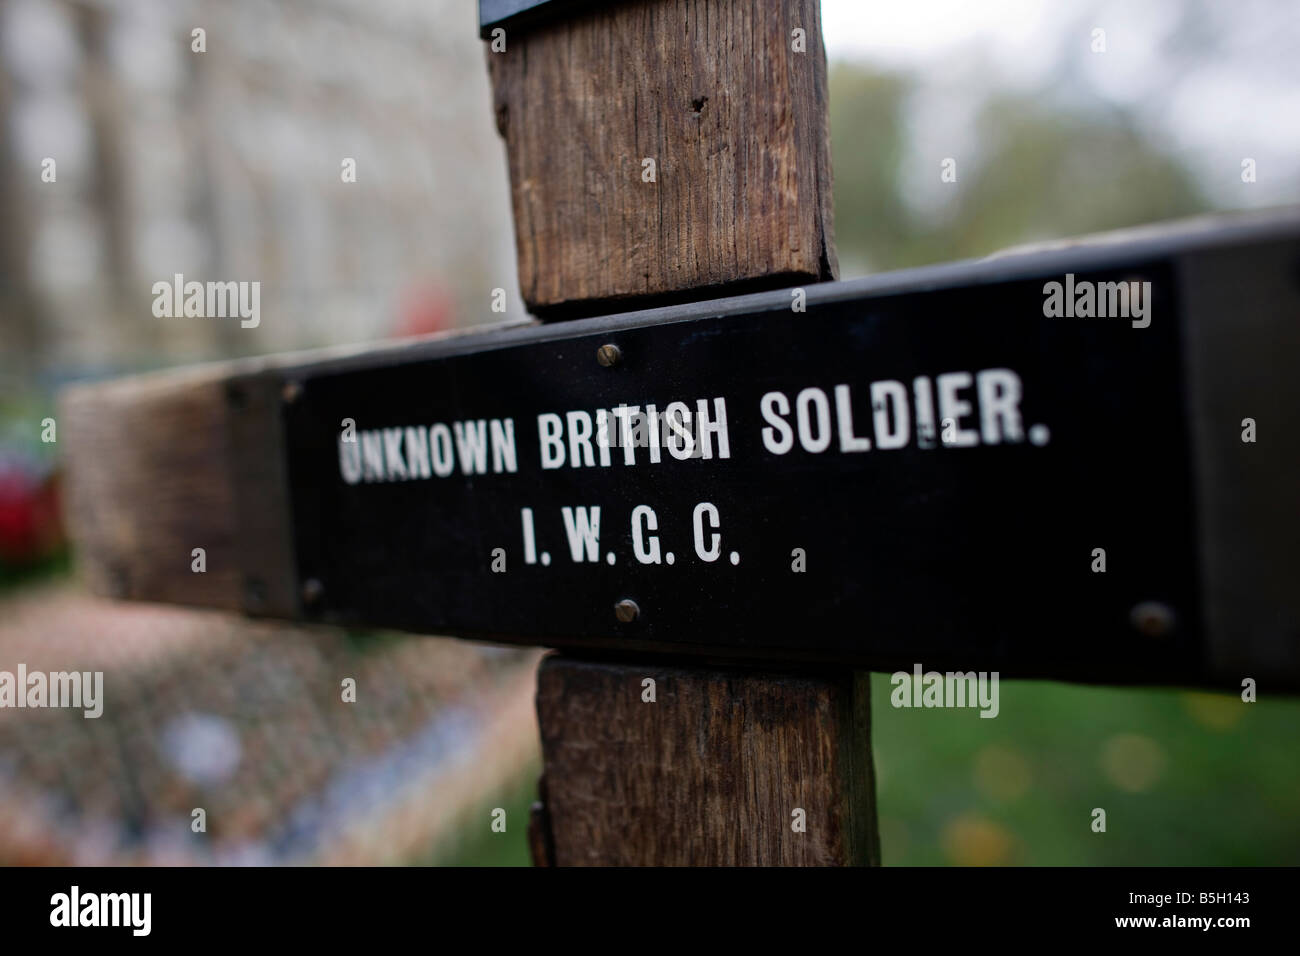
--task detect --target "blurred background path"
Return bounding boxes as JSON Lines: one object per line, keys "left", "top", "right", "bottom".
{"left": 0, "top": 582, "right": 542, "bottom": 865}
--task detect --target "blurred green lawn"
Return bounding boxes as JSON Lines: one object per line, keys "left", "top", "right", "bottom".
{"left": 869, "top": 673, "right": 1300, "bottom": 865}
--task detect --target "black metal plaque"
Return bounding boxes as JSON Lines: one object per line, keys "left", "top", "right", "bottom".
{"left": 276, "top": 242, "right": 1246, "bottom": 683}
{"left": 266, "top": 213, "right": 1300, "bottom": 686}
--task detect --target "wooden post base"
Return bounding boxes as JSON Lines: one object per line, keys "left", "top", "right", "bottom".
{"left": 530, "top": 655, "right": 879, "bottom": 866}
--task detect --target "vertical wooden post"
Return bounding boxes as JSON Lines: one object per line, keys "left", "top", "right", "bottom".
{"left": 485, "top": 0, "right": 878, "bottom": 865}
{"left": 534, "top": 658, "right": 878, "bottom": 866}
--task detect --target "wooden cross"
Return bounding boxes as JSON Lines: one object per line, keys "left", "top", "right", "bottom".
{"left": 58, "top": 0, "right": 1300, "bottom": 866}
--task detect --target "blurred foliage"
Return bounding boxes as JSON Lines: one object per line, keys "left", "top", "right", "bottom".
{"left": 0, "top": 549, "right": 70, "bottom": 594}
{"left": 871, "top": 675, "right": 1300, "bottom": 865}
{"left": 825, "top": 69, "right": 913, "bottom": 273}
{"left": 829, "top": 64, "right": 1210, "bottom": 274}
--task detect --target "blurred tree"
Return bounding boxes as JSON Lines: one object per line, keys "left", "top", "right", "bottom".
{"left": 829, "top": 63, "right": 1209, "bottom": 275}
{"left": 825, "top": 65, "right": 911, "bottom": 276}
{"left": 934, "top": 99, "right": 1208, "bottom": 261}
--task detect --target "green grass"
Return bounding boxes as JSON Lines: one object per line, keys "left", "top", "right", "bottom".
{"left": 870, "top": 673, "right": 1300, "bottom": 865}
{"left": 425, "top": 771, "right": 538, "bottom": 867}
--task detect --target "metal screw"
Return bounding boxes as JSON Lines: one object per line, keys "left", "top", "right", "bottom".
{"left": 614, "top": 598, "right": 640, "bottom": 623}
{"left": 596, "top": 344, "right": 622, "bottom": 367}
{"left": 282, "top": 380, "right": 303, "bottom": 404}
{"left": 1130, "top": 601, "right": 1175, "bottom": 638}
{"left": 301, "top": 578, "right": 325, "bottom": 608}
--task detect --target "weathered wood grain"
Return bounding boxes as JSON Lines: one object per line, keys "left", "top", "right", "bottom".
{"left": 61, "top": 371, "right": 244, "bottom": 611}
{"left": 533, "top": 655, "right": 879, "bottom": 866}
{"left": 487, "top": 0, "right": 837, "bottom": 317}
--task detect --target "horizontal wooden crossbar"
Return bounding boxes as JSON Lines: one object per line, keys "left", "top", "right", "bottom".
{"left": 60, "top": 209, "right": 1300, "bottom": 689}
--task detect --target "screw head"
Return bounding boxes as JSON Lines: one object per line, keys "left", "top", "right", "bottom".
{"left": 596, "top": 344, "right": 622, "bottom": 367}
{"left": 282, "top": 380, "right": 303, "bottom": 404}
{"left": 1130, "top": 601, "right": 1175, "bottom": 638}
{"left": 614, "top": 598, "right": 640, "bottom": 623}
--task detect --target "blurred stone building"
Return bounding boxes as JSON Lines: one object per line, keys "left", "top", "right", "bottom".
{"left": 0, "top": 0, "right": 522, "bottom": 388}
